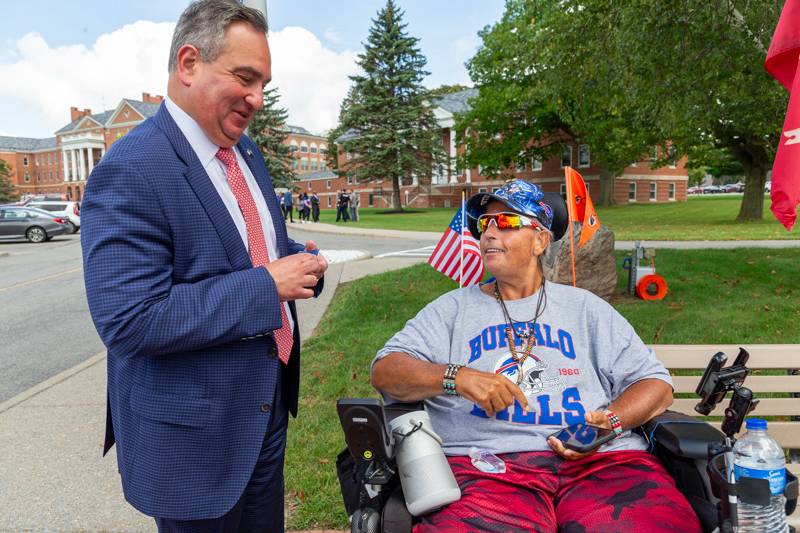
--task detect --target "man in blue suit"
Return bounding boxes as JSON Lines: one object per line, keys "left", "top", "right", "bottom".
{"left": 81, "top": 2, "right": 326, "bottom": 531}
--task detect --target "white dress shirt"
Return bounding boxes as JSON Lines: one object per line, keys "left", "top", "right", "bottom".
{"left": 164, "top": 97, "right": 294, "bottom": 331}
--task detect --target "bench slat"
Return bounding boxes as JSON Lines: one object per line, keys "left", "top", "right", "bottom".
{"left": 671, "top": 375, "right": 800, "bottom": 394}
{"left": 650, "top": 345, "right": 800, "bottom": 369}
{"left": 705, "top": 421, "right": 800, "bottom": 449}
{"left": 672, "top": 398, "right": 800, "bottom": 417}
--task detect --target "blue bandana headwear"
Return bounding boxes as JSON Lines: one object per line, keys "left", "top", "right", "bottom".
{"left": 466, "top": 179, "right": 554, "bottom": 240}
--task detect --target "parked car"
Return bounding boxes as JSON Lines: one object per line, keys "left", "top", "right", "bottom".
{"left": 687, "top": 186, "right": 704, "bottom": 195}
{"left": 0, "top": 206, "right": 70, "bottom": 243}
{"left": 765, "top": 180, "right": 772, "bottom": 193}
{"left": 26, "top": 200, "right": 80, "bottom": 233}
{"left": 721, "top": 183, "right": 744, "bottom": 193}
{"left": 702, "top": 185, "right": 723, "bottom": 194}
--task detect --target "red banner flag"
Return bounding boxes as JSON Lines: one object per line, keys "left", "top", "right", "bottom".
{"left": 765, "top": 0, "right": 800, "bottom": 230}
{"left": 564, "top": 166, "right": 600, "bottom": 246}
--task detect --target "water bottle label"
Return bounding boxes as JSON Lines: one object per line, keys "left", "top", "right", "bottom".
{"left": 734, "top": 465, "right": 786, "bottom": 495}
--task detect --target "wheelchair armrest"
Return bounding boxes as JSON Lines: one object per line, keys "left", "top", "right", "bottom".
{"left": 643, "top": 410, "right": 724, "bottom": 459}
{"left": 384, "top": 401, "right": 425, "bottom": 424}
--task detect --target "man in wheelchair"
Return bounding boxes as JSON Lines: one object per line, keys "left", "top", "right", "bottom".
{"left": 367, "top": 180, "right": 702, "bottom": 532}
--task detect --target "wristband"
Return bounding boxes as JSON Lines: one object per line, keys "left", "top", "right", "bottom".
{"left": 604, "top": 409, "right": 623, "bottom": 438}
{"left": 443, "top": 364, "right": 463, "bottom": 396}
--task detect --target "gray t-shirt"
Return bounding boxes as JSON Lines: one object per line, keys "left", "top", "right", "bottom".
{"left": 372, "top": 281, "right": 672, "bottom": 456}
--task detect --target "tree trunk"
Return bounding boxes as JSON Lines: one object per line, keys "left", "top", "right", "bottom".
{"left": 736, "top": 161, "right": 768, "bottom": 221}
{"left": 598, "top": 166, "right": 616, "bottom": 207}
{"left": 391, "top": 175, "right": 403, "bottom": 211}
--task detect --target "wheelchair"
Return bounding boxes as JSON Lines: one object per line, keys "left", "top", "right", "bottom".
{"left": 336, "top": 349, "right": 798, "bottom": 533}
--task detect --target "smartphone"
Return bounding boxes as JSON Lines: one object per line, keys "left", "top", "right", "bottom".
{"left": 549, "top": 422, "right": 615, "bottom": 453}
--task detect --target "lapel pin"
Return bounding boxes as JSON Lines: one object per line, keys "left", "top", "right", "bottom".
{"left": 246, "top": 149, "right": 253, "bottom": 157}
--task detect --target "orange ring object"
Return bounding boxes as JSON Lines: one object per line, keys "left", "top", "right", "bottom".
{"left": 636, "top": 274, "right": 668, "bottom": 300}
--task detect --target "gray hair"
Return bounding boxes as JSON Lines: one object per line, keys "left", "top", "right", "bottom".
{"left": 168, "top": 0, "right": 267, "bottom": 73}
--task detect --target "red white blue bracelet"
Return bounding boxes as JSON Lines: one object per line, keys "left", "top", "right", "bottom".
{"left": 604, "top": 409, "right": 623, "bottom": 438}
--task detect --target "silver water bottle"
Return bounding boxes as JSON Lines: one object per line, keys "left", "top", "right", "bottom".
{"left": 388, "top": 411, "right": 461, "bottom": 516}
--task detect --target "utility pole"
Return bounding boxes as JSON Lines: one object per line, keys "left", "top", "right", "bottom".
{"left": 239, "top": 0, "right": 268, "bottom": 27}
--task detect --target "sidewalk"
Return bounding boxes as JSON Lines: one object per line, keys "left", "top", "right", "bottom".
{"left": 289, "top": 221, "right": 800, "bottom": 249}
{"left": 0, "top": 256, "right": 422, "bottom": 533}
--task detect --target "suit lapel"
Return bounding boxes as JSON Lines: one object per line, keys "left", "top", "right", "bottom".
{"left": 237, "top": 139, "right": 290, "bottom": 258}
{"left": 154, "top": 105, "right": 251, "bottom": 271}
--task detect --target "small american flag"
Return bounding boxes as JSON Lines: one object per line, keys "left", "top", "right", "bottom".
{"left": 428, "top": 207, "right": 484, "bottom": 286}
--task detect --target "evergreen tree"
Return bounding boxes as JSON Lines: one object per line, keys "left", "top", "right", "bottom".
{"left": 0, "top": 160, "right": 17, "bottom": 203}
{"left": 248, "top": 86, "right": 295, "bottom": 189}
{"left": 337, "top": 0, "right": 445, "bottom": 210}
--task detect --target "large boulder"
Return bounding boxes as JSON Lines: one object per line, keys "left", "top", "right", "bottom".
{"left": 542, "top": 223, "right": 617, "bottom": 301}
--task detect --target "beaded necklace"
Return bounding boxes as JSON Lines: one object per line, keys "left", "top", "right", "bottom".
{"left": 493, "top": 279, "right": 547, "bottom": 385}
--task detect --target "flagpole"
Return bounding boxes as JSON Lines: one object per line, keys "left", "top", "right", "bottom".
{"left": 459, "top": 190, "right": 466, "bottom": 288}
{"left": 565, "top": 167, "right": 577, "bottom": 287}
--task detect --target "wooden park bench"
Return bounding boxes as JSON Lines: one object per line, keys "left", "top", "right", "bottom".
{"left": 651, "top": 344, "right": 800, "bottom": 528}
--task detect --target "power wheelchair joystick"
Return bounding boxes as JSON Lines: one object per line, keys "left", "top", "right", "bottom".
{"left": 694, "top": 348, "right": 759, "bottom": 532}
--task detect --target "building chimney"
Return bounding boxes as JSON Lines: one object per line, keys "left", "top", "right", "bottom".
{"left": 142, "top": 92, "right": 164, "bottom": 104}
{"left": 83, "top": 108, "right": 92, "bottom": 116}
{"left": 70, "top": 107, "right": 81, "bottom": 122}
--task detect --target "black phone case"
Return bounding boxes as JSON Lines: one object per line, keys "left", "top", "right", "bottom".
{"left": 550, "top": 424, "right": 616, "bottom": 453}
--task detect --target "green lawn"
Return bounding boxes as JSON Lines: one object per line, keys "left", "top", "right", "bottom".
{"left": 285, "top": 248, "right": 800, "bottom": 529}
{"left": 312, "top": 195, "right": 800, "bottom": 240}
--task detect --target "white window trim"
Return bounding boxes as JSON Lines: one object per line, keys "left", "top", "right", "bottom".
{"left": 668, "top": 182, "right": 676, "bottom": 201}
{"left": 326, "top": 180, "right": 331, "bottom": 189}
{"left": 560, "top": 146, "right": 572, "bottom": 169}
{"left": 578, "top": 144, "right": 590, "bottom": 168}
{"left": 560, "top": 183, "right": 567, "bottom": 197}
{"left": 649, "top": 182, "right": 657, "bottom": 202}
{"left": 531, "top": 157, "right": 542, "bottom": 172}
{"left": 628, "top": 182, "right": 637, "bottom": 202}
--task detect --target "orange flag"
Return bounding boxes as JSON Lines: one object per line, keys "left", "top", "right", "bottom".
{"left": 564, "top": 166, "right": 600, "bottom": 246}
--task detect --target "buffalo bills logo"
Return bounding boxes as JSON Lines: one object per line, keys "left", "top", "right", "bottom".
{"left": 493, "top": 354, "right": 565, "bottom": 397}
{"left": 588, "top": 214, "right": 597, "bottom": 227}
{"left": 539, "top": 201, "right": 553, "bottom": 219}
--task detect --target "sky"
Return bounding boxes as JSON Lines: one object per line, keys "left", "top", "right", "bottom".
{"left": 0, "top": 0, "right": 505, "bottom": 138}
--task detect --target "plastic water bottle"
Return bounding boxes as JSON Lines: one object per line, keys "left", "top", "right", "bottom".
{"left": 732, "top": 418, "right": 788, "bottom": 532}
{"left": 469, "top": 447, "right": 506, "bottom": 474}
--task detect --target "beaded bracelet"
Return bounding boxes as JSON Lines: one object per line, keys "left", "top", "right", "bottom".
{"left": 604, "top": 408, "right": 623, "bottom": 438}
{"left": 443, "top": 363, "right": 463, "bottom": 396}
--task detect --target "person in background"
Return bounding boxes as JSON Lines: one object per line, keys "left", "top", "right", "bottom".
{"left": 277, "top": 191, "right": 285, "bottom": 219}
{"left": 310, "top": 191, "right": 320, "bottom": 223}
{"left": 349, "top": 189, "right": 359, "bottom": 222}
{"left": 336, "top": 189, "right": 350, "bottom": 222}
{"left": 300, "top": 192, "right": 311, "bottom": 223}
{"left": 283, "top": 188, "right": 294, "bottom": 223}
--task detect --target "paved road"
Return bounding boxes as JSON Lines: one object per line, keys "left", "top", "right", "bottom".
{"left": 0, "top": 229, "right": 437, "bottom": 404}
{"left": 0, "top": 234, "right": 101, "bottom": 404}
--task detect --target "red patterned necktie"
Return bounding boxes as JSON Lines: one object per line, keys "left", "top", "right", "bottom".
{"left": 216, "top": 147, "right": 293, "bottom": 364}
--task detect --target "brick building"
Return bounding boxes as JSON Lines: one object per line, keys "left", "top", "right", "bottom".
{"left": 295, "top": 88, "right": 688, "bottom": 209}
{"left": 0, "top": 92, "right": 163, "bottom": 201}
{"left": 1, "top": 94, "right": 330, "bottom": 201}
{"left": 284, "top": 125, "right": 329, "bottom": 176}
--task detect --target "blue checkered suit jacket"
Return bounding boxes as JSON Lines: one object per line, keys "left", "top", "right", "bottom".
{"left": 81, "top": 103, "right": 321, "bottom": 520}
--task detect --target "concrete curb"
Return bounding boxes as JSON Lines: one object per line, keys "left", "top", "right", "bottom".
{"left": 0, "top": 251, "right": 8, "bottom": 258}
{"left": 0, "top": 349, "right": 106, "bottom": 414}
{"left": 288, "top": 221, "right": 440, "bottom": 241}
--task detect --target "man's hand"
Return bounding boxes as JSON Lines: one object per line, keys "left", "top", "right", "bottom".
{"left": 455, "top": 367, "right": 528, "bottom": 417}
{"left": 264, "top": 252, "right": 322, "bottom": 301}
{"left": 547, "top": 410, "right": 611, "bottom": 461}
{"left": 303, "top": 240, "right": 328, "bottom": 278}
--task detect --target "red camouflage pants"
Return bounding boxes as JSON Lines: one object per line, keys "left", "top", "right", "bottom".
{"left": 412, "top": 450, "right": 701, "bottom": 533}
